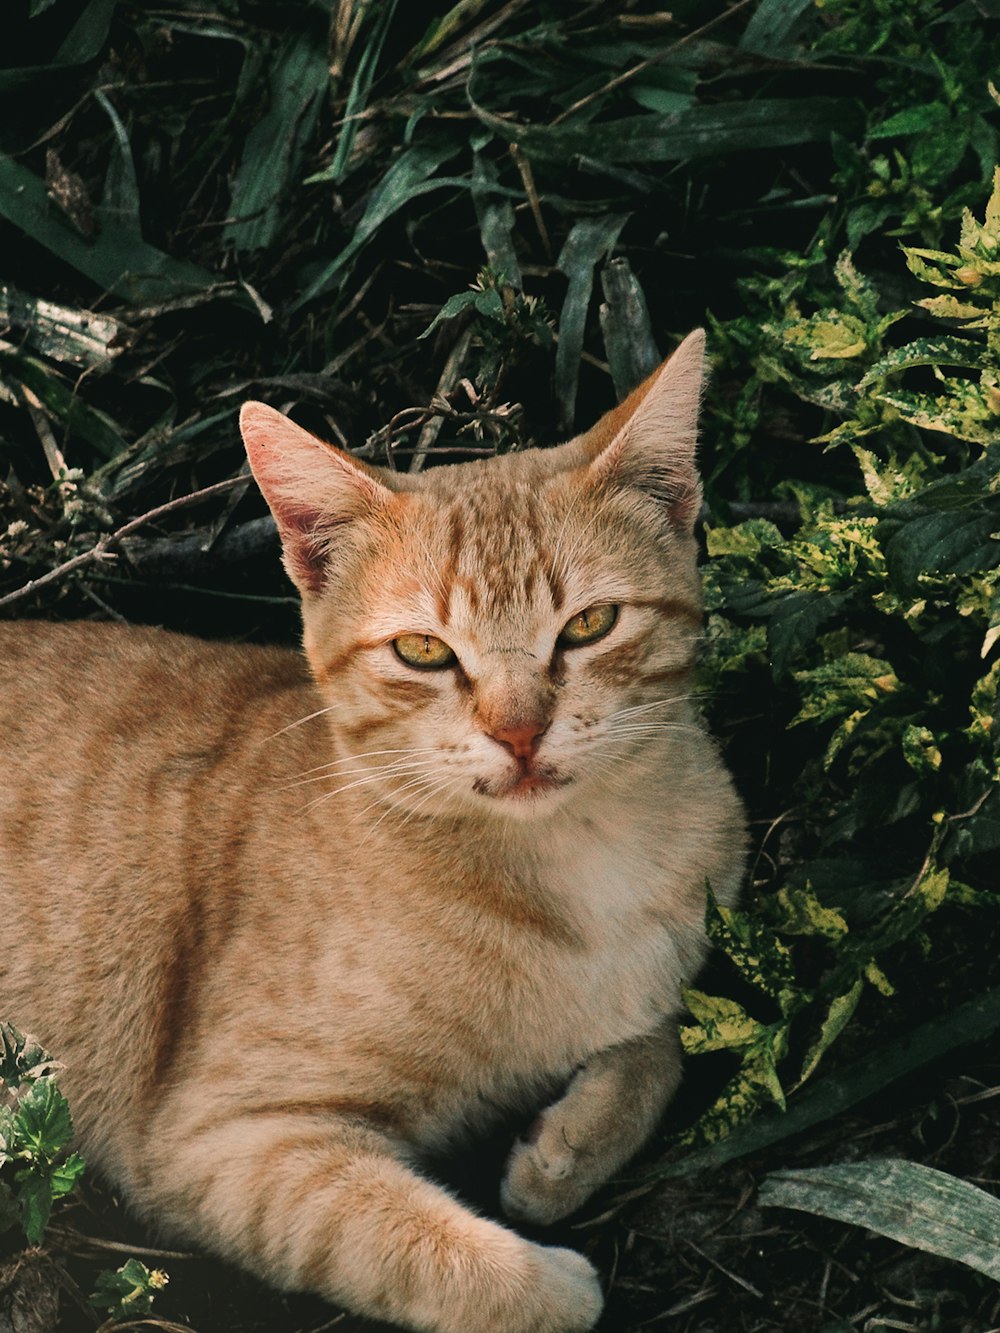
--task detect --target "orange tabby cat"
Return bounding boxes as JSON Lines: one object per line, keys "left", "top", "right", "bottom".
{"left": 0, "top": 329, "right": 744, "bottom": 1333}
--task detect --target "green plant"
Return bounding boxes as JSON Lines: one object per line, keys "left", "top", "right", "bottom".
{"left": 90, "top": 1257, "right": 169, "bottom": 1324}
{"left": 678, "top": 167, "right": 1000, "bottom": 1148}
{"left": 0, "top": 1023, "right": 85, "bottom": 1245}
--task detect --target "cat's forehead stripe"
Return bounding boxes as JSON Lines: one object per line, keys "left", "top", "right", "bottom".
{"left": 438, "top": 488, "right": 568, "bottom": 619}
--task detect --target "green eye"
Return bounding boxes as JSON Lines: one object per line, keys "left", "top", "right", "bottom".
{"left": 393, "top": 633, "right": 457, "bottom": 670}
{"left": 558, "top": 603, "right": 619, "bottom": 647}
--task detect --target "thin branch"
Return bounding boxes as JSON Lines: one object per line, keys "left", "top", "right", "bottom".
{"left": 0, "top": 476, "right": 248, "bottom": 611}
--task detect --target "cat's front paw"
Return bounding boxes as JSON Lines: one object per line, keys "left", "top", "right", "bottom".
{"left": 501, "top": 1121, "right": 600, "bottom": 1226}
{"left": 523, "top": 1245, "right": 603, "bottom": 1333}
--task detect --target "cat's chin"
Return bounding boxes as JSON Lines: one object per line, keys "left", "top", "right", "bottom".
{"left": 470, "top": 770, "right": 575, "bottom": 819}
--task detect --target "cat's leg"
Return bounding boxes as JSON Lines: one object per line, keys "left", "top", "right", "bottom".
{"left": 501, "top": 1022, "right": 681, "bottom": 1225}
{"left": 146, "top": 1109, "right": 602, "bottom": 1333}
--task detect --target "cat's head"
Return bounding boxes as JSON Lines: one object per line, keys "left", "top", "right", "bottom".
{"left": 240, "top": 330, "right": 706, "bottom": 823}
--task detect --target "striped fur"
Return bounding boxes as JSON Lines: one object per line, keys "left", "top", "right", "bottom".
{"left": 0, "top": 331, "right": 744, "bottom": 1333}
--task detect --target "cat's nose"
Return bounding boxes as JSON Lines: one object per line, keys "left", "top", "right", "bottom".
{"left": 486, "top": 719, "right": 549, "bottom": 760}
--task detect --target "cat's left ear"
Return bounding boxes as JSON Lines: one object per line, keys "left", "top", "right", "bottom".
{"left": 582, "top": 328, "right": 705, "bottom": 530}
{"left": 240, "top": 402, "right": 395, "bottom": 596}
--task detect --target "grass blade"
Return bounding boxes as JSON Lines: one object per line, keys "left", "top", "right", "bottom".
{"left": 319, "top": 0, "right": 399, "bottom": 187}
{"left": 0, "top": 349, "right": 127, "bottom": 459}
{"left": 0, "top": 154, "right": 242, "bottom": 308}
{"left": 294, "top": 139, "right": 464, "bottom": 307}
{"left": 598, "top": 256, "right": 660, "bottom": 399}
{"left": 472, "top": 98, "right": 858, "bottom": 164}
{"left": 554, "top": 214, "right": 629, "bottom": 430}
{"left": 739, "top": 0, "right": 815, "bottom": 53}
{"left": 0, "top": 286, "right": 126, "bottom": 370}
{"left": 472, "top": 150, "right": 521, "bottom": 287}
{"left": 0, "top": 0, "right": 116, "bottom": 92}
{"left": 759, "top": 1160, "right": 1000, "bottom": 1280}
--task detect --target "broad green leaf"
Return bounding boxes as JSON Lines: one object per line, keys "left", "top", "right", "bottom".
{"left": 705, "top": 519, "right": 783, "bottom": 559}
{"left": 646, "top": 988, "right": 1000, "bottom": 1182}
{"left": 775, "top": 884, "right": 849, "bottom": 940}
{"left": 914, "top": 865, "right": 950, "bottom": 914}
{"left": 224, "top": 31, "right": 328, "bottom": 253}
{"left": 785, "top": 310, "right": 868, "bottom": 361}
{"left": 50, "top": 1152, "right": 85, "bottom": 1200}
{"left": 792, "top": 654, "right": 898, "bottom": 728}
{"left": 875, "top": 380, "right": 997, "bottom": 444}
{"left": 859, "top": 335, "right": 985, "bottom": 387}
{"left": 766, "top": 590, "right": 851, "bottom": 678}
{"left": 90, "top": 1258, "right": 169, "bottom": 1318}
{"left": 902, "top": 245, "right": 965, "bottom": 288}
{"left": 968, "top": 659, "right": 1000, "bottom": 739}
{"left": 418, "top": 290, "right": 482, "bottom": 339}
{"left": 797, "top": 979, "right": 863, "bottom": 1085}
{"left": 850, "top": 445, "right": 927, "bottom": 505}
{"left": 915, "top": 294, "right": 989, "bottom": 323}
{"left": 902, "top": 724, "right": 943, "bottom": 774}
{"left": 864, "top": 960, "right": 895, "bottom": 997}
{"left": 706, "top": 897, "right": 796, "bottom": 998}
{"left": 681, "top": 991, "right": 762, "bottom": 1053}
{"left": 16, "top": 1172, "right": 53, "bottom": 1245}
{"left": 870, "top": 104, "right": 950, "bottom": 139}
{"left": 12, "top": 1078, "right": 74, "bottom": 1159}
{"left": 882, "top": 504, "right": 999, "bottom": 585}
{"left": 674, "top": 1064, "right": 776, "bottom": 1148}
{"left": 759, "top": 1160, "right": 1000, "bottom": 1281}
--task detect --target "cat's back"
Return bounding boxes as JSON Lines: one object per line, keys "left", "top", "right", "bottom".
{"left": 0, "top": 619, "right": 310, "bottom": 743}
{"left": 0, "top": 619, "right": 318, "bottom": 870}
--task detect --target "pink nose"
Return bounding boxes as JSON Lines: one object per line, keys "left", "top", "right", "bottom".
{"left": 486, "top": 720, "right": 548, "bottom": 760}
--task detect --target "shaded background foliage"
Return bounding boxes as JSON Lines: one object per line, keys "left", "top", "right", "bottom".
{"left": 1, "top": 1, "right": 1000, "bottom": 1330}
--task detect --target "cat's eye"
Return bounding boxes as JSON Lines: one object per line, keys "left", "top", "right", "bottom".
{"left": 558, "top": 603, "right": 619, "bottom": 648}
{"left": 393, "top": 633, "right": 457, "bottom": 670}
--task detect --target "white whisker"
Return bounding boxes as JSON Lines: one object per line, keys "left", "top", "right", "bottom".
{"left": 264, "top": 702, "right": 347, "bottom": 742}
{"left": 300, "top": 762, "right": 438, "bottom": 813}
{"left": 606, "top": 694, "right": 700, "bottom": 722}
{"left": 283, "top": 758, "right": 438, "bottom": 793}
{"left": 287, "top": 746, "right": 442, "bottom": 782}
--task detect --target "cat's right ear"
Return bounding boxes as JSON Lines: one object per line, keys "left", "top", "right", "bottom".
{"left": 240, "top": 402, "right": 393, "bottom": 596}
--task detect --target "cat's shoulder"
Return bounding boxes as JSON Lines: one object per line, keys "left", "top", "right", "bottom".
{"left": 0, "top": 619, "right": 309, "bottom": 699}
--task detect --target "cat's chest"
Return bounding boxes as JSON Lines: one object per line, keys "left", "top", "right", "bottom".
{"left": 417, "top": 829, "right": 685, "bottom": 1059}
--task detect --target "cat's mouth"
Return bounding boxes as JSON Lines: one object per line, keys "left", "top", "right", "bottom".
{"left": 474, "top": 768, "right": 572, "bottom": 801}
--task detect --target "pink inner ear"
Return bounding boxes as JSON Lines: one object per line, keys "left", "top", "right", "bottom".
{"left": 277, "top": 504, "right": 337, "bottom": 595}
{"left": 239, "top": 400, "right": 398, "bottom": 598}
{"left": 286, "top": 549, "right": 326, "bottom": 596}
{"left": 582, "top": 331, "right": 705, "bottom": 531}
